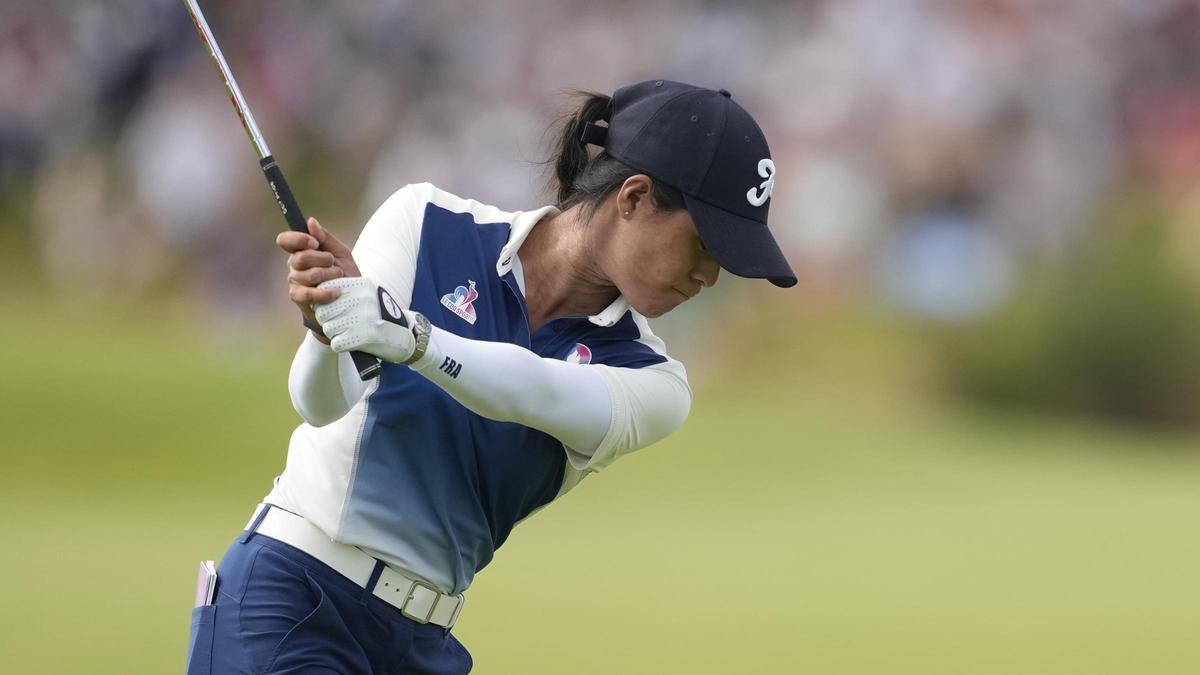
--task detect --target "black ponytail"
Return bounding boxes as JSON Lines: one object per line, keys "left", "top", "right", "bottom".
{"left": 552, "top": 91, "right": 611, "bottom": 204}
{"left": 546, "top": 90, "right": 684, "bottom": 223}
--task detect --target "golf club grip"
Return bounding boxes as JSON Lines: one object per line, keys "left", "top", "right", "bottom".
{"left": 259, "top": 155, "right": 308, "bottom": 233}
{"left": 258, "top": 155, "right": 383, "bottom": 381}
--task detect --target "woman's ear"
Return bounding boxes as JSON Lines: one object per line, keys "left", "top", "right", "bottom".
{"left": 617, "top": 174, "right": 654, "bottom": 216}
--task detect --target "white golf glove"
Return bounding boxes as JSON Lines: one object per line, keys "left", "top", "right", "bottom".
{"left": 314, "top": 277, "right": 420, "bottom": 364}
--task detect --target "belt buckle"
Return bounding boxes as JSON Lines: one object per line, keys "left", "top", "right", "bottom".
{"left": 401, "top": 580, "right": 441, "bottom": 625}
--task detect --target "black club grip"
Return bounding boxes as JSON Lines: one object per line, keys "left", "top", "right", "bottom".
{"left": 260, "top": 155, "right": 382, "bottom": 381}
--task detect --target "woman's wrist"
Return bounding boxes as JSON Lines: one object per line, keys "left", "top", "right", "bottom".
{"left": 401, "top": 311, "right": 433, "bottom": 366}
{"left": 406, "top": 323, "right": 443, "bottom": 372}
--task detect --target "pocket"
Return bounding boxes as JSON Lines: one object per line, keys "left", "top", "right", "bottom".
{"left": 452, "top": 632, "right": 474, "bottom": 674}
{"left": 455, "top": 634, "right": 474, "bottom": 674}
{"left": 410, "top": 627, "right": 473, "bottom": 675}
{"left": 261, "top": 571, "right": 359, "bottom": 674}
{"left": 237, "top": 548, "right": 323, "bottom": 673}
{"left": 185, "top": 604, "right": 217, "bottom": 675}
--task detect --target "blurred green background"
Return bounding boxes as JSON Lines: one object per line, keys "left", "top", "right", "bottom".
{"left": 3, "top": 295, "right": 1200, "bottom": 673}
{"left": 3, "top": 1, "right": 1200, "bottom": 673}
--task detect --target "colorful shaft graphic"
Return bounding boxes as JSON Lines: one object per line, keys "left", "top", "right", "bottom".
{"left": 183, "top": 0, "right": 382, "bottom": 380}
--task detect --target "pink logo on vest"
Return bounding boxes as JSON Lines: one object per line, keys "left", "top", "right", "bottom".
{"left": 565, "top": 343, "right": 592, "bottom": 365}
{"left": 440, "top": 280, "right": 479, "bottom": 325}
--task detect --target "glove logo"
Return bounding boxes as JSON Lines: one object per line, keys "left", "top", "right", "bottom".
{"left": 565, "top": 343, "right": 592, "bottom": 365}
{"left": 381, "top": 290, "right": 401, "bottom": 317}
{"left": 377, "top": 287, "right": 408, "bottom": 327}
{"left": 440, "top": 279, "right": 479, "bottom": 325}
{"left": 746, "top": 158, "right": 775, "bottom": 207}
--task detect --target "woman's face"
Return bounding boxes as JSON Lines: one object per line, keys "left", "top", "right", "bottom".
{"left": 607, "top": 183, "right": 721, "bottom": 318}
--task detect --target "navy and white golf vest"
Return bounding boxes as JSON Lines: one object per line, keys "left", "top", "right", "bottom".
{"left": 266, "top": 183, "right": 687, "bottom": 594}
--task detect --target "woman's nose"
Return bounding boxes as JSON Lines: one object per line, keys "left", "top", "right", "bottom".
{"left": 693, "top": 253, "right": 720, "bottom": 288}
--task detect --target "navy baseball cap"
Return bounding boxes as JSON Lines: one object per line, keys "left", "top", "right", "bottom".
{"left": 581, "top": 79, "right": 797, "bottom": 288}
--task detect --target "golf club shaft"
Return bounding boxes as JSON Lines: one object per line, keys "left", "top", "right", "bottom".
{"left": 183, "top": 0, "right": 382, "bottom": 380}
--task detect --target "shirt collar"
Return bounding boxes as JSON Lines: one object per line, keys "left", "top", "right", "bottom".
{"left": 496, "top": 204, "right": 631, "bottom": 328}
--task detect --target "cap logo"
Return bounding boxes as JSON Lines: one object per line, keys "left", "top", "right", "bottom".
{"left": 746, "top": 159, "right": 776, "bottom": 207}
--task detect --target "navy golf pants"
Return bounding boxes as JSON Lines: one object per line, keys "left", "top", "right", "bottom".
{"left": 185, "top": 531, "right": 472, "bottom": 674}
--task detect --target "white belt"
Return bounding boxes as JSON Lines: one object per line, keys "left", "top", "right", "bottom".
{"left": 243, "top": 503, "right": 464, "bottom": 629}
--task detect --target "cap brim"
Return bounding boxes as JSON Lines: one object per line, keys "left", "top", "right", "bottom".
{"left": 684, "top": 194, "right": 797, "bottom": 288}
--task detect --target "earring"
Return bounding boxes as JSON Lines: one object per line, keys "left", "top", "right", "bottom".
{"left": 624, "top": 211, "right": 630, "bottom": 216}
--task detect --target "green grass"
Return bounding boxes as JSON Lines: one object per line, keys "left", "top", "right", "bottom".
{"left": 2, "top": 295, "right": 1199, "bottom": 674}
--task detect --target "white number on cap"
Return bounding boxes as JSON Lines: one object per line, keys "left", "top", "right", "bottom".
{"left": 746, "top": 159, "right": 775, "bottom": 207}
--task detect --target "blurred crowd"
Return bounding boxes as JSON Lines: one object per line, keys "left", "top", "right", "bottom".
{"left": 2, "top": 0, "right": 1199, "bottom": 323}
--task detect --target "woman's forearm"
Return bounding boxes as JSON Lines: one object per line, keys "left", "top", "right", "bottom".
{"left": 288, "top": 331, "right": 369, "bottom": 426}
{"left": 409, "top": 326, "right": 613, "bottom": 455}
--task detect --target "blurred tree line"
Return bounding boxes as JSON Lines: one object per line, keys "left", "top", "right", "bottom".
{"left": 946, "top": 192, "right": 1200, "bottom": 428}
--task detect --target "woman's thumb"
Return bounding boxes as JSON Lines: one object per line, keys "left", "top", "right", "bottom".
{"left": 306, "top": 217, "right": 327, "bottom": 250}
{"left": 312, "top": 218, "right": 351, "bottom": 255}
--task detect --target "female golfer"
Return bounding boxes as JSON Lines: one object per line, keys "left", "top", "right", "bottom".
{"left": 187, "top": 80, "right": 795, "bottom": 674}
